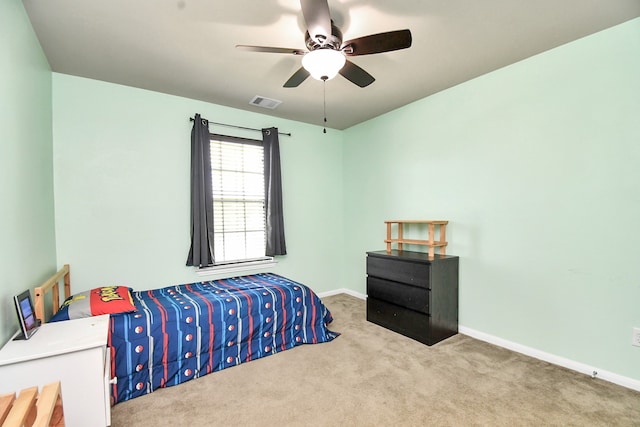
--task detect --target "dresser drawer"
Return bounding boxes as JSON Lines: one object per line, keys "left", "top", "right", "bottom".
{"left": 367, "top": 255, "right": 430, "bottom": 288}
{"left": 366, "top": 297, "right": 431, "bottom": 345}
{"left": 367, "top": 276, "right": 429, "bottom": 314}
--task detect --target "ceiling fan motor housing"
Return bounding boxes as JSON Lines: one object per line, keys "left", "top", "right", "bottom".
{"left": 305, "top": 21, "right": 342, "bottom": 51}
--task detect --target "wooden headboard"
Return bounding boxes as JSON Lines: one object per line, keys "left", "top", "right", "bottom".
{"left": 33, "top": 264, "right": 71, "bottom": 323}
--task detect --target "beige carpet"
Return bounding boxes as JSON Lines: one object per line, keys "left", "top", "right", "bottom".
{"left": 111, "top": 294, "right": 640, "bottom": 426}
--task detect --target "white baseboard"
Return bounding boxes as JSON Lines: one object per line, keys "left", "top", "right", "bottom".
{"left": 318, "top": 288, "right": 366, "bottom": 300}
{"left": 459, "top": 326, "right": 640, "bottom": 392}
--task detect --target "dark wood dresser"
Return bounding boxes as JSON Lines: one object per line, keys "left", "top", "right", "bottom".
{"left": 366, "top": 250, "right": 459, "bottom": 346}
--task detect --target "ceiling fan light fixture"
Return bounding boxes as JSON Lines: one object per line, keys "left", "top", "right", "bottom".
{"left": 301, "top": 49, "right": 346, "bottom": 81}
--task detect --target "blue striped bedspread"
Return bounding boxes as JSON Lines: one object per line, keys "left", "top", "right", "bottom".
{"left": 108, "top": 273, "right": 338, "bottom": 404}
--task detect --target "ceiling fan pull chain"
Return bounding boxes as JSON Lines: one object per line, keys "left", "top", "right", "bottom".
{"left": 322, "top": 76, "right": 327, "bottom": 134}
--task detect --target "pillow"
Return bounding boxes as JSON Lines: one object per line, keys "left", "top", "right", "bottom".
{"left": 50, "top": 286, "right": 136, "bottom": 322}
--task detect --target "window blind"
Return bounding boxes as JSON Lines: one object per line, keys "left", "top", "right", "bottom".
{"left": 210, "top": 138, "right": 266, "bottom": 263}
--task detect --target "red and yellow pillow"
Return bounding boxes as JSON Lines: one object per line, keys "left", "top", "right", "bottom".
{"left": 50, "top": 286, "right": 136, "bottom": 322}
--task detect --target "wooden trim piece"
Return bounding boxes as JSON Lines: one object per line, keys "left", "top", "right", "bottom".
{"left": 386, "top": 222, "right": 392, "bottom": 253}
{"left": 428, "top": 223, "right": 435, "bottom": 258}
{"left": 385, "top": 220, "right": 448, "bottom": 225}
{"left": 0, "top": 393, "right": 16, "bottom": 425}
{"left": 384, "top": 239, "right": 448, "bottom": 247}
{"left": 35, "top": 382, "right": 64, "bottom": 427}
{"left": 4, "top": 387, "right": 38, "bottom": 427}
{"left": 34, "top": 265, "right": 71, "bottom": 323}
{"left": 64, "top": 267, "right": 71, "bottom": 303}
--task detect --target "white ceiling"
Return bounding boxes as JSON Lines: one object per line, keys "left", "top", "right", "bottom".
{"left": 23, "top": 0, "right": 640, "bottom": 130}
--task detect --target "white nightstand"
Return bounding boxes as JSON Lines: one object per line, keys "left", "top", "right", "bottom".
{"left": 0, "top": 315, "right": 111, "bottom": 426}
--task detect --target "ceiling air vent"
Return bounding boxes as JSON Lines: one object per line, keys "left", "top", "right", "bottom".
{"left": 249, "top": 95, "right": 282, "bottom": 110}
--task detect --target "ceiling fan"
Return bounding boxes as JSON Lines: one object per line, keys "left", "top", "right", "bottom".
{"left": 236, "top": 0, "right": 412, "bottom": 88}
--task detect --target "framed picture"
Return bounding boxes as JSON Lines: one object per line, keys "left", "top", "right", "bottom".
{"left": 13, "top": 290, "right": 40, "bottom": 340}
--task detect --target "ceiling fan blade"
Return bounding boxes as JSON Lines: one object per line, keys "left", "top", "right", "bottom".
{"left": 300, "top": 0, "right": 332, "bottom": 43}
{"left": 236, "top": 45, "right": 306, "bottom": 55}
{"left": 283, "top": 67, "right": 311, "bottom": 88}
{"left": 342, "top": 29, "right": 412, "bottom": 56}
{"left": 339, "top": 60, "right": 375, "bottom": 88}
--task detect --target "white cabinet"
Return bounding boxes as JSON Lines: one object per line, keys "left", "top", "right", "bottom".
{"left": 0, "top": 315, "right": 111, "bottom": 426}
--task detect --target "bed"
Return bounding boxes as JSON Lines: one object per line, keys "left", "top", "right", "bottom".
{"left": 33, "top": 265, "right": 338, "bottom": 405}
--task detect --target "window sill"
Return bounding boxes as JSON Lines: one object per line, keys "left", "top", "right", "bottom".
{"left": 196, "top": 258, "right": 277, "bottom": 277}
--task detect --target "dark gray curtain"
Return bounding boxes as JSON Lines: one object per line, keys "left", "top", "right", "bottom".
{"left": 186, "top": 114, "right": 215, "bottom": 267}
{"left": 262, "top": 128, "right": 287, "bottom": 256}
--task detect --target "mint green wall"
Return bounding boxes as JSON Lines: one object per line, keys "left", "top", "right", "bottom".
{"left": 52, "top": 74, "right": 344, "bottom": 294}
{"left": 0, "top": 1, "right": 56, "bottom": 344}
{"left": 343, "top": 19, "right": 640, "bottom": 380}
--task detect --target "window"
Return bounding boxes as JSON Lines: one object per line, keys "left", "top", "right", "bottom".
{"left": 187, "top": 118, "right": 285, "bottom": 272}
{"left": 210, "top": 135, "right": 268, "bottom": 264}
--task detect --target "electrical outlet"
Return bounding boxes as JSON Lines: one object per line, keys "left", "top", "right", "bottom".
{"left": 633, "top": 327, "right": 640, "bottom": 347}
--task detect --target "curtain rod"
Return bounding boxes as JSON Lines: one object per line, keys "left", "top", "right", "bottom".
{"left": 189, "top": 117, "right": 291, "bottom": 137}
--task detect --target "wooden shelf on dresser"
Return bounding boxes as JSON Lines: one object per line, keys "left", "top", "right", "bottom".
{"left": 0, "top": 315, "right": 112, "bottom": 426}
{"left": 384, "top": 220, "right": 448, "bottom": 259}
{"left": 366, "top": 250, "right": 459, "bottom": 346}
